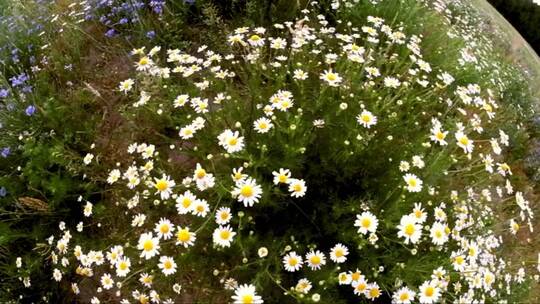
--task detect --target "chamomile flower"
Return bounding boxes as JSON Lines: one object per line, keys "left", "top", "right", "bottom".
{"left": 366, "top": 283, "right": 381, "bottom": 300}
{"left": 218, "top": 129, "right": 245, "bottom": 153}
{"left": 231, "top": 167, "right": 247, "bottom": 183}
{"left": 119, "top": 79, "right": 134, "bottom": 93}
{"left": 430, "top": 126, "right": 448, "bottom": 145}
{"left": 295, "top": 278, "right": 312, "bottom": 294}
{"left": 173, "top": 94, "right": 189, "bottom": 108}
{"left": 305, "top": 250, "right": 326, "bottom": 270}
{"left": 153, "top": 174, "right": 175, "bottom": 200}
{"left": 283, "top": 251, "right": 303, "bottom": 272}
{"left": 403, "top": 173, "right": 423, "bottom": 192}
{"left": 248, "top": 34, "right": 265, "bottom": 47}
{"left": 154, "top": 218, "right": 174, "bottom": 240}
{"left": 176, "top": 190, "right": 197, "bottom": 214}
{"left": 352, "top": 277, "right": 368, "bottom": 296}
{"left": 192, "top": 199, "right": 210, "bottom": 217}
{"left": 179, "top": 125, "right": 196, "bottom": 139}
{"left": 100, "top": 273, "right": 114, "bottom": 290}
{"left": 232, "top": 284, "right": 263, "bottom": 304}
{"left": 397, "top": 215, "right": 422, "bottom": 244}
{"left": 338, "top": 272, "right": 352, "bottom": 285}
{"left": 412, "top": 203, "right": 427, "bottom": 223}
{"left": 215, "top": 207, "right": 232, "bottom": 225}
{"left": 212, "top": 225, "right": 236, "bottom": 247}
{"left": 115, "top": 257, "right": 131, "bottom": 277}
{"left": 158, "top": 256, "right": 177, "bottom": 276}
{"left": 293, "top": 69, "right": 308, "bottom": 80}
{"left": 175, "top": 226, "right": 196, "bottom": 248}
{"left": 137, "top": 233, "right": 160, "bottom": 260}
{"left": 329, "top": 243, "right": 349, "bottom": 263}
{"left": 253, "top": 117, "right": 274, "bottom": 133}
{"left": 419, "top": 280, "right": 441, "bottom": 304}
{"left": 272, "top": 168, "right": 291, "bottom": 185}
{"left": 232, "top": 178, "right": 263, "bottom": 207}
{"left": 354, "top": 211, "right": 379, "bottom": 235}
{"left": 393, "top": 287, "right": 416, "bottom": 304}
{"left": 288, "top": 179, "right": 307, "bottom": 198}
{"left": 320, "top": 69, "right": 342, "bottom": 86}
{"left": 356, "top": 110, "right": 377, "bottom": 128}
{"left": 429, "top": 222, "right": 449, "bottom": 245}
{"left": 455, "top": 131, "right": 474, "bottom": 153}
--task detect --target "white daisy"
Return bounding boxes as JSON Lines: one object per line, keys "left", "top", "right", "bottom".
{"left": 137, "top": 232, "right": 160, "bottom": 260}
{"left": 175, "top": 226, "right": 196, "bottom": 248}
{"left": 403, "top": 173, "right": 423, "bottom": 192}
{"left": 429, "top": 222, "right": 449, "bottom": 246}
{"left": 295, "top": 278, "right": 312, "bottom": 294}
{"left": 430, "top": 126, "right": 448, "bottom": 145}
{"left": 354, "top": 211, "right": 379, "bottom": 235}
{"left": 158, "top": 256, "right": 177, "bottom": 276}
{"left": 154, "top": 218, "right": 174, "bottom": 240}
{"left": 212, "top": 225, "right": 236, "bottom": 247}
{"left": 356, "top": 110, "right": 377, "bottom": 128}
{"left": 393, "top": 287, "right": 416, "bottom": 304}
{"left": 282, "top": 251, "right": 303, "bottom": 272}
{"left": 232, "top": 178, "right": 263, "bottom": 207}
{"left": 176, "top": 190, "right": 197, "bottom": 214}
{"left": 418, "top": 280, "right": 441, "bottom": 304}
{"left": 218, "top": 129, "right": 245, "bottom": 153}
{"left": 455, "top": 131, "right": 474, "bottom": 153}
{"left": 305, "top": 250, "right": 326, "bottom": 270}
{"left": 215, "top": 207, "right": 233, "bottom": 225}
{"left": 253, "top": 117, "right": 274, "bottom": 133}
{"left": 329, "top": 243, "right": 349, "bottom": 263}
{"left": 192, "top": 199, "right": 210, "bottom": 217}
{"left": 153, "top": 174, "right": 175, "bottom": 200}
{"left": 397, "top": 215, "right": 422, "bottom": 244}
{"left": 320, "top": 69, "right": 342, "bottom": 86}
{"left": 272, "top": 168, "right": 291, "bottom": 185}
{"left": 115, "top": 257, "right": 131, "bottom": 277}
{"left": 288, "top": 179, "right": 307, "bottom": 198}
{"left": 100, "top": 273, "right": 114, "bottom": 290}
{"left": 232, "top": 284, "right": 263, "bottom": 304}
{"left": 118, "top": 79, "right": 134, "bottom": 93}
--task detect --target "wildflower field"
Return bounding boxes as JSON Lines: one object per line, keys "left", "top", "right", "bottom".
{"left": 0, "top": 0, "right": 539, "bottom": 303}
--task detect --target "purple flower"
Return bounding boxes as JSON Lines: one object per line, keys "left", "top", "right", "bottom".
{"left": 0, "top": 89, "right": 9, "bottom": 98}
{"left": 0, "top": 187, "right": 6, "bottom": 197}
{"left": 146, "top": 30, "right": 156, "bottom": 39}
{"left": 25, "top": 105, "right": 36, "bottom": 116}
{"left": 105, "top": 28, "right": 116, "bottom": 37}
{"left": 1, "top": 147, "right": 11, "bottom": 158}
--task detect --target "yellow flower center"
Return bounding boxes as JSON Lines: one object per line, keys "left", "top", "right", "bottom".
{"left": 195, "top": 169, "right": 206, "bottom": 179}
{"left": 288, "top": 257, "right": 298, "bottom": 266}
{"left": 228, "top": 137, "right": 238, "bottom": 146}
{"left": 119, "top": 262, "right": 128, "bottom": 271}
{"left": 220, "top": 230, "right": 231, "bottom": 240}
{"left": 293, "top": 184, "right": 302, "bottom": 192}
{"left": 143, "top": 240, "right": 154, "bottom": 251}
{"left": 361, "top": 218, "right": 371, "bottom": 228}
{"left": 436, "top": 131, "right": 445, "bottom": 140}
{"left": 240, "top": 185, "right": 254, "bottom": 197}
{"left": 425, "top": 286, "right": 434, "bottom": 297}
{"left": 155, "top": 180, "right": 168, "bottom": 192}
{"left": 361, "top": 114, "right": 371, "bottom": 123}
{"left": 242, "top": 295, "right": 254, "bottom": 304}
{"left": 351, "top": 272, "right": 361, "bottom": 282}
{"left": 278, "top": 175, "right": 288, "bottom": 183}
{"left": 400, "top": 293, "right": 409, "bottom": 301}
{"left": 164, "top": 260, "right": 172, "bottom": 269}
{"left": 335, "top": 249, "right": 344, "bottom": 257}
{"left": 404, "top": 224, "right": 415, "bottom": 236}
{"left": 177, "top": 229, "right": 190, "bottom": 242}
{"left": 310, "top": 255, "right": 321, "bottom": 265}
{"left": 326, "top": 73, "right": 337, "bottom": 81}
{"left": 408, "top": 178, "right": 417, "bottom": 187}
{"left": 160, "top": 224, "right": 170, "bottom": 234}
{"left": 182, "top": 198, "right": 192, "bottom": 208}
{"left": 459, "top": 136, "right": 469, "bottom": 146}
{"left": 369, "top": 287, "right": 380, "bottom": 298}
{"left": 250, "top": 35, "right": 261, "bottom": 41}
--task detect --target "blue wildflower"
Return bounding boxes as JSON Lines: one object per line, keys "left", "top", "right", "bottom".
{"left": 0, "top": 187, "right": 6, "bottom": 197}
{"left": 1, "top": 147, "right": 10, "bottom": 158}
{"left": 25, "top": 105, "right": 36, "bottom": 116}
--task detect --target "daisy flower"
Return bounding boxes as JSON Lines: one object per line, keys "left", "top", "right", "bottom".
{"left": 356, "top": 110, "right": 377, "bottom": 128}
{"left": 412, "top": 202, "right": 427, "bottom": 223}
{"left": 282, "top": 251, "right": 303, "bottom": 272}
{"left": 176, "top": 190, "right": 197, "bottom": 214}
{"left": 192, "top": 199, "right": 210, "bottom": 217}
{"left": 173, "top": 94, "right": 189, "bottom": 108}
{"left": 403, "top": 173, "right": 423, "bottom": 192}
{"left": 429, "top": 222, "right": 449, "bottom": 245}
{"left": 137, "top": 232, "right": 160, "bottom": 260}
{"left": 100, "top": 273, "right": 114, "bottom": 290}
{"left": 158, "top": 256, "right": 177, "bottom": 276}
{"left": 352, "top": 277, "right": 368, "bottom": 296}
{"left": 253, "top": 117, "right": 274, "bottom": 133}
{"left": 153, "top": 174, "right": 175, "bottom": 200}
{"left": 397, "top": 215, "right": 422, "bottom": 244}
{"left": 338, "top": 272, "right": 352, "bottom": 285}
{"left": 430, "top": 126, "right": 448, "bottom": 145}
{"left": 329, "top": 243, "right": 349, "bottom": 263}
{"left": 305, "top": 250, "right": 326, "bottom": 270}
{"left": 119, "top": 79, "right": 134, "bottom": 93}
{"left": 384, "top": 76, "right": 401, "bottom": 88}
{"left": 154, "top": 218, "right": 174, "bottom": 240}
{"left": 139, "top": 273, "right": 154, "bottom": 288}
{"left": 455, "top": 131, "right": 474, "bottom": 153}
{"left": 231, "top": 284, "right": 263, "bottom": 304}
{"left": 218, "top": 129, "right": 245, "bottom": 153}
{"left": 288, "top": 179, "right": 307, "bottom": 198}
{"left": 295, "top": 278, "right": 312, "bottom": 294}
{"left": 272, "top": 168, "right": 291, "bottom": 185}
{"left": 215, "top": 207, "right": 232, "bottom": 225}
{"left": 107, "top": 169, "right": 121, "bottom": 184}
{"left": 175, "top": 226, "right": 196, "bottom": 248}
{"left": 393, "top": 287, "right": 416, "bottom": 304}
{"left": 293, "top": 69, "right": 308, "bottom": 80}
{"left": 231, "top": 167, "right": 247, "bottom": 183}
{"left": 248, "top": 34, "right": 265, "bottom": 47}
{"left": 354, "top": 211, "right": 379, "bottom": 235}
{"left": 115, "top": 256, "right": 131, "bottom": 277}
{"left": 418, "top": 280, "right": 441, "bottom": 304}
{"left": 232, "top": 178, "right": 263, "bottom": 207}
{"left": 320, "top": 69, "right": 342, "bottom": 86}
{"left": 212, "top": 225, "right": 236, "bottom": 247}
{"left": 366, "top": 282, "right": 381, "bottom": 300}
{"left": 179, "top": 125, "right": 196, "bottom": 139}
